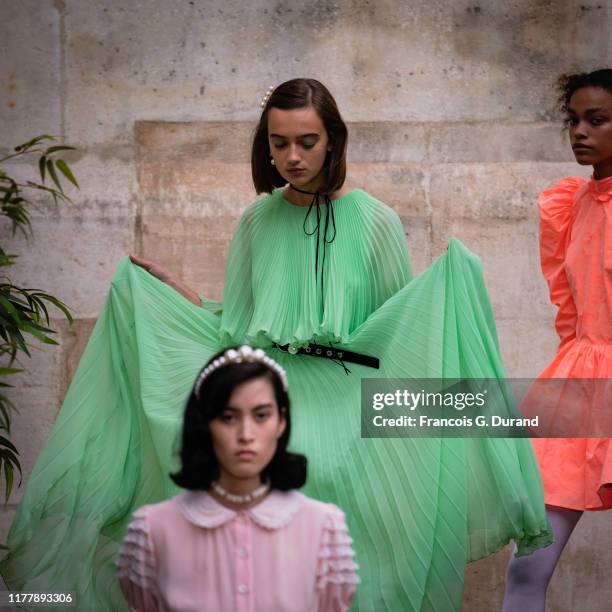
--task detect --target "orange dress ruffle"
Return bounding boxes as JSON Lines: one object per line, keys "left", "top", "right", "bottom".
{"left": 532, "top": 175, "right": 612, "bottom": 511}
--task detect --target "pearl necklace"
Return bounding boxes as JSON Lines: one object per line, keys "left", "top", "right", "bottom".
{"left": 211, "top": 481, "right": 270, "bottom": 505}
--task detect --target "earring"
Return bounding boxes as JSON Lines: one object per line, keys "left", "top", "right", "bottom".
{"left": 270, "top": 157, "right": 275, "bottom": 165}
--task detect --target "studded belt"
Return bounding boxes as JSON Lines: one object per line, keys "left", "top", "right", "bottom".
{"left": 273, "top": 342, "right": 379, "bottom": 370}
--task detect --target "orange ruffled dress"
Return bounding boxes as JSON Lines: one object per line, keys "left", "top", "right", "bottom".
{"left": 532, "top": 174, "right": 612, "bottom": 511}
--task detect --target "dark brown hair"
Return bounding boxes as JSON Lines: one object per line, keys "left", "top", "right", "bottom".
{"left": 251, "top": 78, "right": 348, "bottom": 195}
{"left": 557, "top": 69, "right": 612, "bottom": 116}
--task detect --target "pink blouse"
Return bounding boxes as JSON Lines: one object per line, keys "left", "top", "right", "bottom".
{"left": 117, "top": 490, "right": 358, "bottom": 612}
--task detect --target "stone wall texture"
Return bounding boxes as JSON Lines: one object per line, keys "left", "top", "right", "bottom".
{"left": 1, "top": 1, "right": 611, "bottom": 610}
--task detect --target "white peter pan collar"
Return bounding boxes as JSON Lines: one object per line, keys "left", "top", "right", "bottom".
{"left": 177, "top": 489, "right": 304, "bottom": 530}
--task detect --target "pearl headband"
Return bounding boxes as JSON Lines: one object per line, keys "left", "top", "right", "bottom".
{"left": 195, "top": 345, "right": 288, "bottom": 397}
{"left": 260, "top": 85, "right": 274, "bottom": 108}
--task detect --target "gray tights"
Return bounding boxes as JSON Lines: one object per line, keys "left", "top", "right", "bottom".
{"left": 501, "top": 505, "right": 583, "bottom": 612}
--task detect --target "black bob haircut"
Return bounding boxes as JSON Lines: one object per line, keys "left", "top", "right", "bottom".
{"left": 251, "top": 78, "right": 348, "bottom": 195}
{"left": 557, "top": 68, "right": 612, "bottom": 115}
{"left": 171, "top": 348, "right": 307, "bottom": 491}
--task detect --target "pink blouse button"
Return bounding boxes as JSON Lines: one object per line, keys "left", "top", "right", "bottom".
{"left": 238, "top": 547, "right": 248, "bottom": 558}
{"left": 237, "top": 584, "right": 249, "bottom": 595}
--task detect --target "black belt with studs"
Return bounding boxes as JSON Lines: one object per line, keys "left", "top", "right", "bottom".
{"left": 273, "top": 342, "right": 379, "bottom": 370}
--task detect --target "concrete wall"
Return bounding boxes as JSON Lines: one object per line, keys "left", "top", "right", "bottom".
{"left": 1, "top": 1, "right": 611, "bottom": 610}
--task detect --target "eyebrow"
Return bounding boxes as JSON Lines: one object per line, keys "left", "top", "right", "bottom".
{"left": 223, "top": 403, "right": 274, "bottom": 412}
{"left": 269, "top": 133, "right": 320, "bottom": 139}
{"left": 567, "top": 106, "right": 610, "bottom": 114}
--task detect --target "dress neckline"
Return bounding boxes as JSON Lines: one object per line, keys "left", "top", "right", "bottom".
{"left": 176, "top": 489, "right": 304, "bottom": 530}
{"left": 278, "top": 187, "right": 360, "bottom": 208}
{"left": 588, "top": 174, "right": 612, "bottom": 203}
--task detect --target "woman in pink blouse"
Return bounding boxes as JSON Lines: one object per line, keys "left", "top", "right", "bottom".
{"left": 117, "top": 345, "right": 358, "bottom": 612}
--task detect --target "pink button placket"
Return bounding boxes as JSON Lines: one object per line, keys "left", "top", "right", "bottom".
{"left": 234, "top": 512, "right": 254, "bottom": 612}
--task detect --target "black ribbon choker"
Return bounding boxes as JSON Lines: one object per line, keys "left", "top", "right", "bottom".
{"left": 290, "top": 184, "right": 337, "bottom": 312}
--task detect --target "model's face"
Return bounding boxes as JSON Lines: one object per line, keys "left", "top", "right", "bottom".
{"left": 209, "top": 377, "right": 286, "bottom": 488}
{"left": 567, "top": 87, "right": 612, "bottom": 172}
{"left": 267, "top": 106, "right": 331, "bottom": 190}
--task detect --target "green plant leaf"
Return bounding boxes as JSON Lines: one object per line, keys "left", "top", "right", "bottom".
{"left": 0, "top": 368, "right": 22, "bottom": 375}
{"left": 34, "top": 298, "right": 50, "bottom": 324}
{"left": 0, "top": 436, "right": 18, "bottom": 454}
{"left": 0, "top": 404, "right": 11, "bottom": 433}
{"left": 46, "top": 160, "right": 62, "bottom": 192}
{"left": 45, "top": 145, "right": 76, "bottom": 154}
{"left": 8, "top": 328, "right": 30, "bottom": 356}
{"left": 1, "top": 446, "right": 21, "bottom": 502}
{"left": 13, "top": 134, "right": 56, "bottom": 152}
{"left": 2, "top": 183, "right": 17, "bottom": 204}
{"left": 3, "top": 460, "right": 13, "bottom": 502}
{"left": 39, "top": 156, "right": 47, "bottom": 182}
{"left": 5, "top": 294, "right": 28, "bottom": 308}
{"left": 0, "top": 294, "right": 20, "bottom": 318}
{"left": 30, "top": 293, "right": 73, "bottom": 322}
{"left": 18, "top": 324, "right": 58, "bottom": 345}
{"left": 1, "top": 134, "right": 78, "bottom": 501}
{"left": 55, "top": 160, "right": 79, "bottom": 188}
{"left": 25, "top": 181, "right": 72, "bottom": 205}
{"left": 18, "top": 318, "right": 55, "bottom": 334}
{"left": 0, "top": 254, "right": 17, "bottom": 267}
{"left": 0, "top": 447, "right": 21, "bottom": 470}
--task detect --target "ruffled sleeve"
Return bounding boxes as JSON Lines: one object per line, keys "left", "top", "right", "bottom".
{"left": 314, "top": 506, "right": 359, "bottom": 612}
{"left": 117, "top": 506, "right": 160, "bottom": 612}
{"left": 538, "top": 177, "right": 586, "bottom": 347}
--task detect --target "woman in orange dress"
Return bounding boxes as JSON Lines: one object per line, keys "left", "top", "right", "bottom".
{"left": 502, "top": 68, "right": 612, "bottom": 612}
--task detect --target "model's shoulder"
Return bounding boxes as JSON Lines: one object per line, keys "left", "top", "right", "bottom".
{"left": 537, "top": 176, "right": 588, "bottom": 224}
{"left": 349, "top": 188, "right": 398, "bottom": 214}
{"left": 248, "top": 190, "right": 278, "bottom": 211}
{"left": 132, "top": 496, "right": 182, "bottom": 526}
{"left": 237, "top": 190, "right": 279, "bottom": 224}
{"left": 539, "top": 176, "right": 587, "bottom": 205}
{"left": 347, "top": 190, "right": 403, "bottom": 237}
{"left": 296, "top": 492, "right": 347, "bottom": 522}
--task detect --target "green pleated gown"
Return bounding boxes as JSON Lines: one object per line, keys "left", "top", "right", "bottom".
{"left": 0, "top": 188, "right": 552, "bottom": 611}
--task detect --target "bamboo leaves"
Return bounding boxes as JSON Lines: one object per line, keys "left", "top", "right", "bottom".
{"left": 0, "top": 135, "right": 77, "bottom": 502}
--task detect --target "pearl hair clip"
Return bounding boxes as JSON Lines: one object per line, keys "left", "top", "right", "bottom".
{"left": 195, "top": 345, "right": 288, "bottom": 397}
{"left": 260, "top": 85, "right": 274, "bottom": 108}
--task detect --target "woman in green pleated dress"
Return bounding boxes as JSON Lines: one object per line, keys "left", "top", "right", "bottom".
{"left": 1, "top": 78, "right": 551, "bottom": 611}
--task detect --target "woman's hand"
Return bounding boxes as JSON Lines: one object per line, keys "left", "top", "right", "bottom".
{"left": 129, "top": 255, "right": 172, "bottom": 283}
{"left": 129, "top": 254, "right": 202, "bottom": 307}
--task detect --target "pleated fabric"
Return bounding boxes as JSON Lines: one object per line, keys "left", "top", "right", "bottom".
{"left": 0, "top": 189, "right": 551, "bottom": 611}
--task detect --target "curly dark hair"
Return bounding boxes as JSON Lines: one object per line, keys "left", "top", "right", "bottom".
{"left": 171, "top": 348, "right": 307, "bottom": 491}
{"left": 557, "top": 68, "right": 612, "bottom": 115}
{"left": 251, "top": 78, "right": 348, "bottom": 195}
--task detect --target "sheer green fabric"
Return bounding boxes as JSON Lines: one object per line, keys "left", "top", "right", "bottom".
{"left": 0, "top": 189, "right": 551, "bottom": 611}
{"left": 219, "top": 189, "right": 412, "bottom": 346}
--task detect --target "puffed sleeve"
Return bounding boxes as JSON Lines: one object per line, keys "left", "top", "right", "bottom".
{"left": 314, "top": 506, "right": 359, "bottom": 612}
{"left": 538, "top": 177, "right": 586, "bottom": 348}
{"left": 117, "top": 506, "right": 160, "bottom": 612}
